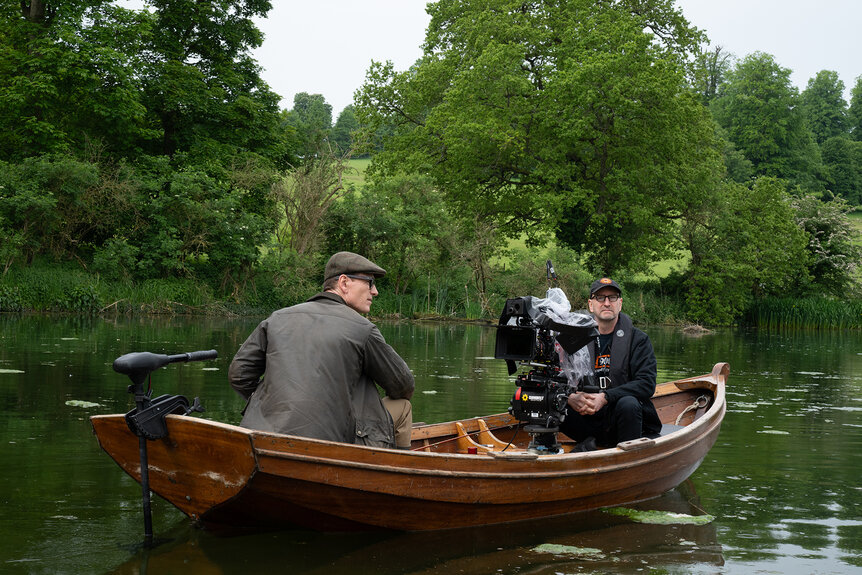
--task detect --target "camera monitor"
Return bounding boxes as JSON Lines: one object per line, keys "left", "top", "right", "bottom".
{"left": 494, "top": 325, "right": 536, "bottom": 361}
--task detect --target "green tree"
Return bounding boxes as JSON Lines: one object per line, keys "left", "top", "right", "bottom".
{"left": 849, "top": 76, "right": 862, "bottom": 142}
{"left": 0, "top": 1, "right": 151, "bottom": 159}
{"left": 792, "top": 193, "right": 861, "bottom": 295}
{"left": 691, "top": 44, "right": 733, "bottom": 105}
{"left": 800, "top": 70, "right": 848, "bottom": 145}
{"left": 357, "top": 0, "right": 719, "bottom": 276}
{"left": 322, "top": 173, "right": 462, "bottom": 296}
{"left": 711, "top": 52, "right": 822, "bottom": 190}
{"left": 684, "top": 178, "right": 811, "bottom": 325}
{"left": 821, "top": 136, "right": 862, "bottom": 205}
{"left": 282, "top": 92, "right": 333, "bottom": 160}
{"left": 714, "top": 125, "right": 754, "bottom": 183}
{"left": 269, "top": 142, "right": 354, "bottom": 256}
{"left": 141, "top": 0, "right": 284, "bottom": 168}
{"left": 331, "top": 105, "right": 360, "bottom": 154}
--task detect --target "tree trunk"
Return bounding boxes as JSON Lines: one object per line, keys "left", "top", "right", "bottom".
{"left": 21, "top": 1, "right": 50, "bottom": 23}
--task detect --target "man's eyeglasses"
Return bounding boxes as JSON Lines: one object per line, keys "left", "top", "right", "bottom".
{"left": 344, "top": 274, "right": 376, "bottom": 289}
{"left": 591, "top": 294, "right": 620, "bottom": 303}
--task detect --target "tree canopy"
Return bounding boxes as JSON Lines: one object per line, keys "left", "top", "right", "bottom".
{"left": 800, "top": 70, "right": 848, "bottom": 145}
{"left": 710, "top": 52, "right": 822, "bottom": 190}
{"left": 1, "top": 0, "right": 859, "bottom": 325}
{"left": 357, "top": 0, "right": 721, "bottom": 276}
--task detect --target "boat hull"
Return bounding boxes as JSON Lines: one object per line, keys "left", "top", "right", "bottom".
{"left": 91, "top": 363, "right": 727, "bottom": 532}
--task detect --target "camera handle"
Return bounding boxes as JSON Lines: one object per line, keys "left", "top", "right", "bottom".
{"left": 112, "top": 350, "right": 217, "bottom": 543}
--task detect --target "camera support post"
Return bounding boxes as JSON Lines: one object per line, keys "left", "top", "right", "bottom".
{"left": 112, "top": 350, "right": 217, "bottom": 543}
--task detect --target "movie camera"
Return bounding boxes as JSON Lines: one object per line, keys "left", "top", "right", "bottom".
{"left": 494, "top": 263, "right": 598, "bottom": 453}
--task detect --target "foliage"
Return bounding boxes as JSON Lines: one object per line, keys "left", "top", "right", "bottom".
{"left": 0, "top": 285, "right": 23, "bottom": 312}
{"left": 848, "top": 76, "right": 862, "bottom": 142}
{"left": 0, "top": 259, "right": 101, "bottom": 312}
{"left": 800, "top": 70, "right": 848, "bottom": 145}
{"left": 748, "top": 297, "right": 862, "bottom": 330}
{"left": 252, "top": 249, "right": 323, "bottom": 309}
{"left": 0, "top": 1, "right": 151, "bottom": 159}
{"left": 710, "top": 53, "right": 822, "bottom": 191}
{"left": 1, "top": 2, "right": 859, "bottom": 325}
{"left": 0, "top": 0, "right": 287, "bottom": 299}
{"left": 792, "top": 193, "right": 862, "bottom": 295}
{"left": 820, "top": 136, "right": 862, "bottom": 205}
{"left": 714, "top": 125, "right": 754, "bottom": 184}
{"left": 356, "top": 0, "right": 719, "bottom": 277}
{"left": 0, "top": 153, "right": 278, "bottom": 298}
{"left": 683, "top": 178, "right": 811, "bottom": 325}
{"left": 690, "top": 44, "right": 733, "bottom": 105}
{"left": 322, "top": 173, "right": 464, "bottom": 296}
{"left": 281, "top": 92, "right": 333, "bottom": 160}
{"left": 331, "top": 105, "right": 360, "bottom": 154}
{"left": 270, "top": 143, "right": 356, "bottom": 256}
{"left": 141, "top": 0, "right": 284, "bottom": 167}
{"left": 0, "top": 155, "right": 106, "bottom": 262}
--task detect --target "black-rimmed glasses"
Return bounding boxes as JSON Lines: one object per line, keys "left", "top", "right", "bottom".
{"left": 344, "top": 274, "right": 376, "bottom": 289}
{"left": 591, "top": 294, "right": 620, "bottom": 303}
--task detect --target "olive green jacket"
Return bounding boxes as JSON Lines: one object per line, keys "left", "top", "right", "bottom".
{"left": 228, "top": 292, "right": 414, "bottom": 448}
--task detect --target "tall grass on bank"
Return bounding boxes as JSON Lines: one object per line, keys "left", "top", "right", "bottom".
{"left": 0, "top": 260, "right": 230, "bottom": 315}
{"left": 371, "top": 288, "right": 498, "bottom": 321}
{"left": 748, "top": 297, "right": 862, "bottom": 329}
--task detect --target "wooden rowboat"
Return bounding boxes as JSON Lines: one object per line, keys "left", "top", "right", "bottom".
{"left": 90, "top": 362, "right": 727, "bottom": 533}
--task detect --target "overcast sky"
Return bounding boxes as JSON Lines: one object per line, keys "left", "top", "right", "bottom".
{"left": 251, "top": 1, "right": 861, "bottom": 117}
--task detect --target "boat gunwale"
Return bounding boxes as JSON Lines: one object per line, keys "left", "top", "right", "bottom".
{"left": 245, "top": 365, "right": 726, "bottom": 484}
{"left": 90, "top": 363, "right": 727, "bottom": 473}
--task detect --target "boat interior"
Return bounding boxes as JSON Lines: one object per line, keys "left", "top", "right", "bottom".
{"left": 407, "top": 381, "right": 715, "bottom": 455}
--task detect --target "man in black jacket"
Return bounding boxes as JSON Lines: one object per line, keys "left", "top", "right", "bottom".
{"left": 559, "top": 277, "right": 662, "bottom": 452}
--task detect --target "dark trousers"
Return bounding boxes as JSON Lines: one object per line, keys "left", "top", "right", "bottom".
{"left": 558, "top": 395, "right": 644, "bottom": 447}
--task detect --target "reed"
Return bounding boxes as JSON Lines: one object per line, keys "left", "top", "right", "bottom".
{"left": 0, "top": 262, "right": 102, "bottom": 313}
{"left": 748, "top": 297, "right": 862, "bottom": 330}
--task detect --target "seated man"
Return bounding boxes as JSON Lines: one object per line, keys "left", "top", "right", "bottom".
{"left": 560, "top": 278, "right": 662, "bottom": 452}
{"left": 228, "top": 252, "right": 414, "bottom": 449}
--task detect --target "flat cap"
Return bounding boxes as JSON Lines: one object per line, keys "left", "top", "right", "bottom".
{"left": 589, "top": 277, "right": 622, "bottom": 296}
{"left": 325, "top": 251, "right": 387, "bottom": 280}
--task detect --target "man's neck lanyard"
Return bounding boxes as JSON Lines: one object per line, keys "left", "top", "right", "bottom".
{"left": 594, "top": 334, "right": 611, "bottom": 390}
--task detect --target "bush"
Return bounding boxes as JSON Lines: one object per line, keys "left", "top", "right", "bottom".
{"left": 56, "top": 283, "right": 102, "bottom": 315}
{"left": 0, "top": 285, "right": 23, "bottom": 312}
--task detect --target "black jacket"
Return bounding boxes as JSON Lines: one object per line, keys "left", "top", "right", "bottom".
{"left": 589, "top": 312, "right": 662, "bottom": 436}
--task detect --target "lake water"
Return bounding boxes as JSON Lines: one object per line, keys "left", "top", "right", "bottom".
{"left": 1, "top": 314, "right": 860, "bottom": 574}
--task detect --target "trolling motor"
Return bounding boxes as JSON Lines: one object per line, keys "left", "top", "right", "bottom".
{"left": 112, "top": 349, "right": 217, "bottom": 542}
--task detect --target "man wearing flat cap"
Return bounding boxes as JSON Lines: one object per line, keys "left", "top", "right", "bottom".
{"left": 560, "top": 277, "right": 661, "bottom": 452}
{"left": 228, "top": 252, "right": 415, "bottom": 449}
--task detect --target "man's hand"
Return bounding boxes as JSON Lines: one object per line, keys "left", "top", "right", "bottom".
{"left": 567, "top": 391, "right": 608, "bottom": 416}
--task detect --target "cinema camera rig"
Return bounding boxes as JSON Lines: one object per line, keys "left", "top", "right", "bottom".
{"left": 494, "top": 288, "right": 598, "bottom": 454}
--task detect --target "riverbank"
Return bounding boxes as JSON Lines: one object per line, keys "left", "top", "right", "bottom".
{"left": 1, "top": 260, "right": 860, "bottom": 329}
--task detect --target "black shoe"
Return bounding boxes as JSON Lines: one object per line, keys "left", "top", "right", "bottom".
{"left": 570, "top": 437, "right": 597, "bottom": 453}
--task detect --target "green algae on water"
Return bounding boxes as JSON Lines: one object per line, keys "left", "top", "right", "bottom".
{"left": 531, "top": 543, "right": 604, "bottom": 558}
{"left": 65, "top": 400, "right": 102, "bottom": 408}
{"left": 607, "top": 507, "right": 715, "bottom": 525}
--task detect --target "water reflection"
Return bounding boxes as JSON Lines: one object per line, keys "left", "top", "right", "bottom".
{"left": 1, "top": 315, "right": 860, "bottom": 574}
{"left": 109, "top": 482, "right": 722, "bottom": 575}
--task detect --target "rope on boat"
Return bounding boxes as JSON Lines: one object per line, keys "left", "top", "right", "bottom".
{"left": 675, "top": 394, "right": 710, "bottom": 426}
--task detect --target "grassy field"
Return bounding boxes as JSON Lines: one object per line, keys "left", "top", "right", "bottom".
{"left": 345, "top": 158, "right": 371, "bottom": 188}
{"left": 850, "top": 210, "right": 862, "bottom": 244}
